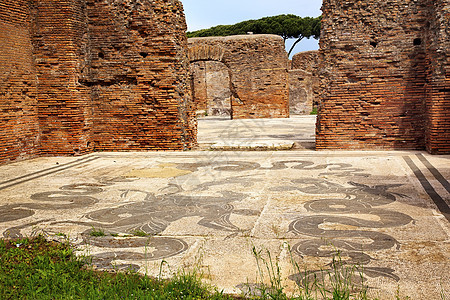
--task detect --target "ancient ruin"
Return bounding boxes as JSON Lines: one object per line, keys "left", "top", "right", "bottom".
{"left": 1, "top": 0, "right": 449, "bottom": 167}
{"left": 0, "top": 1, "right": 449, "bottom": 297}
{"left": 317, "top": 0, "right": 449, "bottom": 154}
{"left": 0, "top": 0, "right": 196, "bottom": 165}
{"left": 289, "top": 51, "right": 320, "bottom": 114}
{"left": 188, "top": 35, "right": 290, "bottom": 119}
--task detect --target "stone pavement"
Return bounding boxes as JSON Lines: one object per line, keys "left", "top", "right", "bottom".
{"left": 0, "top": 117, "right": 449, "bottom": 299}
{"left": 197, "top": 115, "right": 316, "bottom": 150}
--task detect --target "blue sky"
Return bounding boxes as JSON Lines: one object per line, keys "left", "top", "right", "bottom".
{"left": 181, "top": 0, "right": 323, "bottom": 56}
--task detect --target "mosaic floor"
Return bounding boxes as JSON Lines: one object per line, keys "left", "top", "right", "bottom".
{"left": 1, "top": 150, "right": 448, "bottom": 298}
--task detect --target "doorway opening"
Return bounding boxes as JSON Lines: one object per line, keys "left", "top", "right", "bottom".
{"left": 191, "top": 60, "right": 232, "bottom": 118}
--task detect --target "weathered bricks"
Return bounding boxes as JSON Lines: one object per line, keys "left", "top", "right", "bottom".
{"left": 0, "top": 0, "right": 39, "bottom": 163}
{"left": 0, "top": 0, "right": 196, "bottom": 164}
{"left": 290, "top": 51, "right": 319, "bottom": 114}
{"left": 85, "top": 0, "right": 196, "bottom": 151}
{"left": 188, "top": 35, "right": 289, "bottom": 119}
{"left": 317, "top": 0, "right": 449, "bottom": 153}
{"left": 424, "top": 0, "right": 450, "bottom": 154}
{"left": 1, "top": 0, "right": 447, "bottom": 162}
{"left": 33, "top": 0, "right": 93, "bottom": 156}
{"left": 190, "top": 60, "right": 232, "bottom": 116}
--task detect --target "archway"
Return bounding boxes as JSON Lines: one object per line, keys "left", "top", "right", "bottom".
{"left": 189, "top": 44, "right": 235, "bottom": 118}
{"left": 188, "top": 36, "right": 290, "bottom": 120}
{"left": 190, "top": 59, "right": 233, "bottom": 117}
{"left": 188, "top": 36, "right": 315, "bottom": 150}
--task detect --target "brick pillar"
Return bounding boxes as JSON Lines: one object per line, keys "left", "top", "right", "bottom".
{"left": 317, "top": 0, "right": 431, "bottom": 150}
{"left": 33, "top": 0, "right": 93, "bottom": 156}
{"left": 86, "top": 0, "right": 196, "bottom": 150}
{"left": 425, "top": 0, "right": 450, "bottom": 154}
{"left": 0, "top": 0, "right": 40, "bottom": 163}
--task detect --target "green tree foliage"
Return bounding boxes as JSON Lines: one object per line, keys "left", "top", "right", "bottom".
{"left": 187, "top": 14, "right": 321, "bottom": 56}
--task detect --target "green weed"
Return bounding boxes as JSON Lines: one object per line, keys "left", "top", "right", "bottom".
{"left": 250, "top": 244, "right": 373, "bottom": 300}
{"left": 0, "top": 236, "right": 233, "bottom": 299}
{"left": 1, "top": 236, "right": 447, "bottom": 299}
{"left": 90, "top": 227, "right": 105, "bottom": 237}
{"left": 131, "top": 229, "right": 149, "bottom": 237}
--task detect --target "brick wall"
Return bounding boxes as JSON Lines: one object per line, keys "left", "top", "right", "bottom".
{"left": 0, "top": 0, "right": 195, "bottom": 164}
{"left": 188, "top": 35, "right": 289, "bottom": 119}
{"left": 317, "top": 0, "right": 431, "bottom": 150}
{"left": 191, "top": 61, "right": 208, "bottom": 112}
{"left": 317, "top": 0, "right": 449, "bottom": 153}
{"left": 290, "top": 51, "right": 319, "bottom": 114}
{"left": 425, "top": 0, "right": 450, "bottom": 154}
{"left": 33, "top": 0, "right": 93, "bottom": 156}
{"left": 292, "top": 51, "right": 319, "bottom": 71}
{"left": 191, "top": 60, "right": 232, "bottom": 117}
{"left": 86, "top": 0, "right": 196, "bottom": 150}
{"left": 2, "top": 0, "right": 446, "bottom": 161}
{"left": 0, "top": 0, "right": 40, "bottom": 164}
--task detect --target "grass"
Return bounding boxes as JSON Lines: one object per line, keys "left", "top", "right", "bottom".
{"left": 1, "top": 236, "right": 446, "bottom": 299}
{"left": 131, "top": 229, "right": 149, "bottom": 237}
{"left": 90, "top": 227, "right": 106, "bottom": 237}
{"left": 0, "top": 236, "right": 233, "bottom": 299}
{"left": 247, "top": 245, "right": 371, "bottom": 300}
{"left": 310, "top": 107, "right": 318, "bottom": 115}
{"left": 90, "top": 228, "right": 148, "bottom": 238}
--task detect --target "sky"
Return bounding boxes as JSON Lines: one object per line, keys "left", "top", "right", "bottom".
{"left": 181, "top": 0, "right": 323, "bottom": 56}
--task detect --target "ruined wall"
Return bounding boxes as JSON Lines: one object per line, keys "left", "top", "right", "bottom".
{"left": 0, "top": 0, "right": 40, "bottom": 164}
{"left": 318, "top": 0, "right": 429, "bottom": 150}
{"left": 425, "top": 0, "right": 450, "bottom": 154}
{"left": 191, "top": 61, "right": 208, "bottom": 112}
{"left": 289, "top": 51, "right": 319, "bottom": 114}
{"left": 317, "top": 0, "right": 449, "bottom": 153}
{"left": 189, "top": 46, "right": 232, "bottom": 117}
{"left": 86, "top": 0, "right": 195, "bottom": 150}
{"left": 191, "top": 60, "right": 231, "bottom": 117}
{"left": 33, "top": 0, "right": 93, "bottom": 156}
{"left": 188, "top": 35, "right": 289, "bottom": 119}
{"left": 0, "top": 0, "right": 195, "bottom": 164}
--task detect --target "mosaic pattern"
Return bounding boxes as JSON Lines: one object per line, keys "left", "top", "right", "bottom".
{"left": 1, "top": 154, "right": 447, "bottom": 287}
{"left": 277, "top": 178, "right": 413, "bottom": 281}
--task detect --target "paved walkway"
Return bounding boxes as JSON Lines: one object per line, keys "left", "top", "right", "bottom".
{"left": 197, "top": 115, "right": 316, "bottom": 150}
{"left": 0, "top": 117, "right": 449, "bottom": 299}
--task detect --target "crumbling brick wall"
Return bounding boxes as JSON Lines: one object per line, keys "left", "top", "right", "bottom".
{"left": 33, "top": 0, "right": 93, "bottom": 156}
{"left": 190, "top": 60, "right": 232, "bottom": 117}
{"left": 86, "top": 0, "right": 195, "bottom": 151}
{"left": 0, "top": 0, "right": 195, "bottom": 164}
{"left": 188, "top": 35, "right": 289, "bottom": 119}
{"left": 425, "top": 0, "right": 449, "bottom": 154}
{"left": 0, "top": 0, "right": 39, "bottom": 164}
{"left": 290, "top": 51, "right": 319, "bottom": 114}
{"left": 317, "top": 0, "right": 449, "bottom": 153}
{"left": 190, "top": 61, "right": 208, "bottom": 113}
